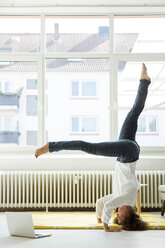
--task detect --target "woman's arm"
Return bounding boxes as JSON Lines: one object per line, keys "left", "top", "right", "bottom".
{"left": 101, "top": 190, "right": 136, "bottom": 229}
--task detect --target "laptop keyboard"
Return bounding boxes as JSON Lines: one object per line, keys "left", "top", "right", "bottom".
{"left": 35, "top": 233, "right": 43, "bottom": 237}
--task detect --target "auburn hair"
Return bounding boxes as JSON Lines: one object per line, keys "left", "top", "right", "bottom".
{"left": 113, "top": 209, "right": 148, "bottom": 231}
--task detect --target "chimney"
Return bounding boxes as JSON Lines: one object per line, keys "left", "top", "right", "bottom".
{"left": 54, "top": 23, "right": 60, "bottom": 41}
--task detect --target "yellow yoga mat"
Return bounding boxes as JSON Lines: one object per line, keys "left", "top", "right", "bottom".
{"left": 32, "top": 212, "right": 165, "bottom": 230}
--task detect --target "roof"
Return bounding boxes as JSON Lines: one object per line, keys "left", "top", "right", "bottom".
{"left": 0, "top": 33, "right": 138, "bottom": 71}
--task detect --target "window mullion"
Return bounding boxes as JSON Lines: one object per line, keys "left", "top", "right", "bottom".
{"left": 37, "top": 14, "right": 46, "bottom": 146}
{"left": 109, "top": 14, "right": 118, "bottom": 141}
{"left": 45, "top": 52, "right": 110, "bottom": 59}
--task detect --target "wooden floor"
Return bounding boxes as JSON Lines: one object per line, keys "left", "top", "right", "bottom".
{"left": 0, "top": 212, "right": 165, "bottom": 248}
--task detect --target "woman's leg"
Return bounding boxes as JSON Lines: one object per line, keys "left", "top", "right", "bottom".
{"left": 35, "top": 139, "right": 139, "bottom": 162}
{"left": 118, "top": 63, "right": 151, "bottom": 141}
{"left": 35, "top": 63, "right": 150, "bottom": 162}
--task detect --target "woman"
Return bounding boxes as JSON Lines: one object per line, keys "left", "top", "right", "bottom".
{"left": 35, "top": 63, "right": 150, "bottom": 232}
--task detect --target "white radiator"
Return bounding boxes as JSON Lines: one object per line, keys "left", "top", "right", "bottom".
{"left": 0, "top": 171, "right": 165, "bottom": 210}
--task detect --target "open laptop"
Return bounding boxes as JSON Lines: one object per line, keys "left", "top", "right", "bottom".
{"left": 5, "top": 212, "right": 52, "bottom": 239}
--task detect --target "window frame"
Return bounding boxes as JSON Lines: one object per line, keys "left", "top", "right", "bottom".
{"left": 0, "top": 8, "right": 164, "bottom": 154}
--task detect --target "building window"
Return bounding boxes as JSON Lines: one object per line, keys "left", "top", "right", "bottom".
{"left": 0, "top": 117, "right": 12, "bottom": 131}
{"left": 82, "top": 82, "right": 96, "bottom": 96}
{"left": 137, "top": 116, "right": 158, "bottom": 134}
{"left": 72, "top": 82, "right": 79, "bottom": 96}
{"left": 4, "top": 117, "right": 11, "bottom": 131}
{"left": 4, "top": 82, "right": 10, "bottom": 93}
{"left": 0, "top": 81, "right": 11, "bottom": 93}
{"left": 71, "top": 81, "right": 97, "bottom": 97}
{"left": 27, "top": 131, "right": 37, "bottom": 146}
{"left": 27, "top": 95, "right": 37, "bottom": 116}
{"left": 27, "top": 79, "right": 37, "bottom": 89}
{"left": 72, "top": 117, "right": 79, "bottom": 132}
{"left": 71, "top": 116, "right": 98, "bottom": 133}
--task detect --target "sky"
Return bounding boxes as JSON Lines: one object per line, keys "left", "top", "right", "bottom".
{"left": 0, "top": 17, "right": 165, "bottom": 36}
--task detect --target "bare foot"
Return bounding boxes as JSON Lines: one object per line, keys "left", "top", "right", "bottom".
{"left": 35, "top": 142, "right": 49, "bottom": 158}
{"left": 140, "top": 63, "right": 151, "bottom": 81}
{"left": 97, "top": 218, "right": 102, "bottom": 224}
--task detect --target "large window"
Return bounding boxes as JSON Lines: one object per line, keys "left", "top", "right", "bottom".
{"left": 0, "top": 13, "right": 165, "bottom": 150}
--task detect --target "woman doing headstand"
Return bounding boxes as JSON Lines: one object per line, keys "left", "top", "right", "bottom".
{"left": 35, "top": 63, "right": 151, "bottom": 232}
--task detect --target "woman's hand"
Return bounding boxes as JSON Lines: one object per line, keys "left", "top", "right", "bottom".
{"left": 104, "top": 227, "right": 122, "bottom": 232}
{"left": 103, "top": 223, "right": 122, "bottom": 232}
